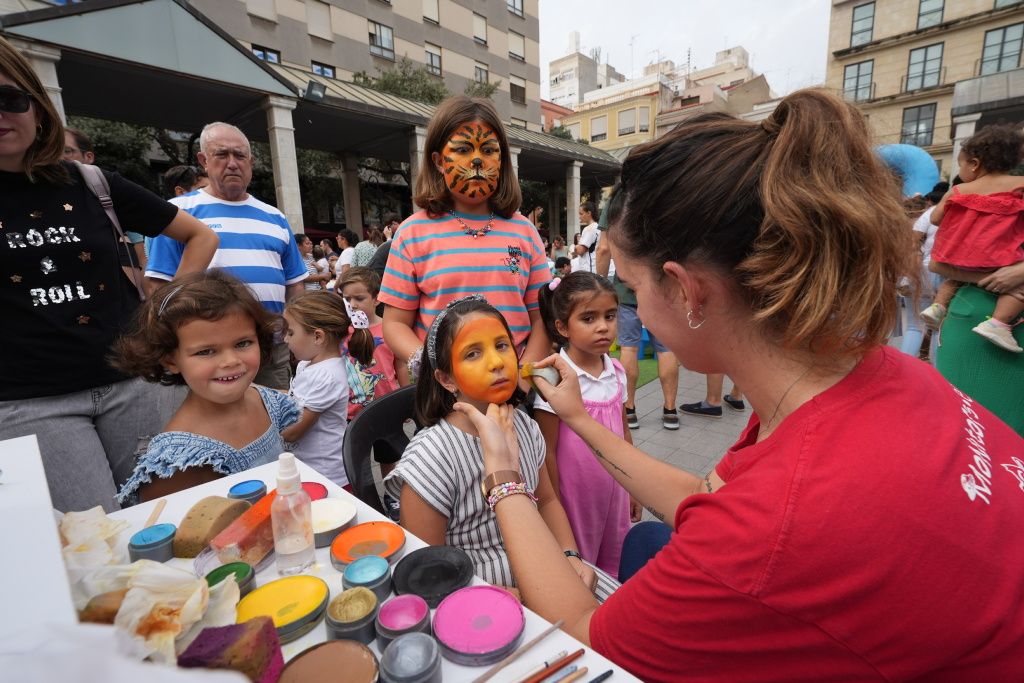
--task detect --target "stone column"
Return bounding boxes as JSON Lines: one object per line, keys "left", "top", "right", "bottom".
{"left": 340, "top": 152, "right": 362, "bottom": 233}
{"left": 262, "top": 96, "right": 303, "bottom": 232}
{"left": 509, "top": 146, "right": 522, "bottom": 184}
{"left": 950, "top": 112, "right": 983, "bottom": 174}
{"left": 547, "top": 182, "right": 562, "bottom": 240}
{"left": 12, "top": 39, "right": 65, "bottom": 124}
{"left": 565, "top": 161, "right": 583, "bottom": 244}
{"left": 408, "top": 125, "right": 427, "bottom": 210}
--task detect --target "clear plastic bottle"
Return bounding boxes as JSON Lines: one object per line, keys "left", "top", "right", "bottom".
{"left": 270, "top": 452, "right": 315, "bottom": 575}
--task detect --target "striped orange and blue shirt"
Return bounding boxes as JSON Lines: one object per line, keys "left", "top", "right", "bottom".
{"left": 379, "top": 210, "right": 549, "bottom": 347}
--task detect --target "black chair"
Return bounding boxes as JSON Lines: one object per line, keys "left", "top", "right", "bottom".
{"left": 342, "top": 385, "right": 419, "bottom": 514}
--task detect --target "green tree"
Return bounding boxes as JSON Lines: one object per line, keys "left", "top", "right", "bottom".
{"left": 464, "top": 79, "right": 501, "bottom": 99}
{"left": 353, "top": 57, "right": 450, "bottom": 105}
{"left": 548, "top": 125, "right": 574, "bottom": 140}
{"left": 67, "top": 116, "right": 165, "bottom": 192}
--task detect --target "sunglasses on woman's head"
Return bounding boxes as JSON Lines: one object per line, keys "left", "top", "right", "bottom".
{"left": 0, "top": 85, "right": 32, "bottom": 114}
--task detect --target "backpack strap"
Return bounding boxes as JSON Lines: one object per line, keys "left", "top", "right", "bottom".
{"left": 73, "top": 160, "right": 146, "bottom": 302}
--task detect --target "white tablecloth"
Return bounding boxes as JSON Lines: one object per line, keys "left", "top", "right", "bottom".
{"left": 109, "top": 461, "right": 638, "bottom": 683}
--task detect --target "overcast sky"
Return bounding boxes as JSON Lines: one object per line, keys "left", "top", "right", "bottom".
{"left": 538, "top": 0, "right": 831, "bottom": 99}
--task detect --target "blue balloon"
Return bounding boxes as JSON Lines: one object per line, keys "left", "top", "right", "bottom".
{"left": 876, "top": 143, "right": 941, "bottom": 197}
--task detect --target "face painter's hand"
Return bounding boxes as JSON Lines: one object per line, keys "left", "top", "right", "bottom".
{"left": 453, "top": 401, "right": 519, "bottom": 474}
{"left": 531, "top": 354, "right": 587, "bottom": 424}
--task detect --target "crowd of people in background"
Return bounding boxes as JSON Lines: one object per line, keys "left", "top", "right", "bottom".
{"left": 2, "top": 31, "right": 1023, "bottom": 678}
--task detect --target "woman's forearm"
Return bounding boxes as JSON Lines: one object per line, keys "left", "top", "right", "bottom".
{"left": 495, "top": 494, "right": 597, "bottom": 643}
{"left": 563, "top": 412, "right": 701, "bottom": 523}
{"left": 161, "top": 210, "right": 218, "bottom": 277}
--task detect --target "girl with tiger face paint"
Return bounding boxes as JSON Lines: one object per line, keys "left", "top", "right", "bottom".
{"left": 432, "top": 120, "right": 502, "bottom": 208}
{"left": 379, "top": 96, "right": 553, "bottom": 388}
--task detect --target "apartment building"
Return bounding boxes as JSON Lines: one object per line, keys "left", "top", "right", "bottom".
{"left": 193, "top": 0, "right": 542, "bottom": 130}
{"left": 826, "top": 0, "right": 1024, "bottom": 173}
{"left": 548, "top": 31, "right": 626, "bottom": 109}
{"left": 558, "top": 78, "right": 673, "bottom": 153}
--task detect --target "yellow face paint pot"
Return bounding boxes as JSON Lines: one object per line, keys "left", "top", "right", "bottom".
{"left": 330, "top": 521, "right": 406, "bottom": 569}
{"left": 236, "top": 575, "right": 330, "bottom": 643}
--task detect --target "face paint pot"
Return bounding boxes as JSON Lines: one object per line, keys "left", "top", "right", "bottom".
{"left": 236, "top": 575, "right": 330, "bottom": 644}
{"left": 205, "top": 561, "right": 255, "bottom": 597}
{"left": 326, "top": 586, "right": 379, "bottom": 645}
{"left": 227, "top": 479, "right": 267, "bottom": 506}
{"left": 312, "top": 498, "right": 358, "bottom": 548}
{"left": 279, "top": 640, "right": 379, "bottom": 683}
{"left": 392, "top": 545, "right": 473, "bottom": 608}
{"left": 433, "top": 585, "right": 524, "bottom": 666}
{"left": 301, "top": 482, "right": 329, "bottom": 501}
{"left": 128, "top": 523, "right": 177, "bottom": 563}
{"left": 380, "top": 632, "right": 442, "bottom": 683}
{"left": 343, "top": 555, "right": 393, "bottom": 604}
{"left": 375, "top": 595, "right": 432, "bottom": 652}
{"left": 331, "top": 521, "right": 406, "bottom": 569}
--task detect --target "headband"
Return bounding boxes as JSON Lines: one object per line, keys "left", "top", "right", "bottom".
{"left": 157, "top": 284, "right": 184, "bottom": 318}
{"left": 426, "top": 294, "right": 486, "bottom": 366}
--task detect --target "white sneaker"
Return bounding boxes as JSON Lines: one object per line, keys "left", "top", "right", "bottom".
{"left": 972, "top": 319, "right": 1023, "bottom": 353}
{"left": 920, "top": 303, "right": 947, "bottom": 330}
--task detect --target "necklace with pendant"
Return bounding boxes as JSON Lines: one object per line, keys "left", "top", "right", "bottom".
{"left": 450, "top": 211, "right": 494, "bottom": 238}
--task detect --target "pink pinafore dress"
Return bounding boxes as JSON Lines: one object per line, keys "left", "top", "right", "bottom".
{"left": 555, "top": 360, "right": 631, "bottom": 576}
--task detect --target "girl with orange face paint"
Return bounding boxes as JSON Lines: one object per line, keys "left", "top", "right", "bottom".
{"left": 383, "top": 296, "right": 620, "bottom": 602}
{"left": 378, "top": 96, "right": 553, "bottom": 388}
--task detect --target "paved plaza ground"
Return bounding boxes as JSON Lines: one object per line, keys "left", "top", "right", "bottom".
{"left": 629, "top": 366, "right": 747, "bottom": 482}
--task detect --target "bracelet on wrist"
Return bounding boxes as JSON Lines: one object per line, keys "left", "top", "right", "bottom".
{"left": 486, "top": 481, "right": 537, "bottom": 510}
{"left": 563, "top": 549, "right": 582, "bottom": 561}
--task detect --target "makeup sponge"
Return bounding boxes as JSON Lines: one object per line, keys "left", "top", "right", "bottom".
{"left": 178, "top": 616, "right": 284, "bottom": 683}
{"left": 520, "top": 363, "right": 561, "bottom": 388}
{"left": 174, "top": 496, "right": 251, "bottom": 558}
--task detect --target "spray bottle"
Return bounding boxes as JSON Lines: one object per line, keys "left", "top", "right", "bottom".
{"left": 270, "top": 452, "right": 315, "bottom": 575}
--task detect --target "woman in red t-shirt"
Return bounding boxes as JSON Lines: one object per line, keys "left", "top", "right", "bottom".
{"left": 456, "top": 90, "right": 1024, "bottom": 681}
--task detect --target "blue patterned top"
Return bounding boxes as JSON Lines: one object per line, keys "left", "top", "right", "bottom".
{"left": 117, "top": 386, "right": 300, "bottom": 503}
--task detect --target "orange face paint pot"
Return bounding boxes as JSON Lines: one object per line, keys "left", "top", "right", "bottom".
{"left": 330, "top": 521, "right": 406, "bottom": 570}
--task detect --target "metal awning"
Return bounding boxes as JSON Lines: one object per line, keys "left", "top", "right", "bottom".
{"left": 1, "top": 0, "right": 619, "bottom": 186}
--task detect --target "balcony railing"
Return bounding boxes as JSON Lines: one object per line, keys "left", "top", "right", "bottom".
{"left": 842, "top": 81, "right": 876, "bottom": 103}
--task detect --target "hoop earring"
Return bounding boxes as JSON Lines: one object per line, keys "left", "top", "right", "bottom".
{"left": 687, "top": 306, "right": 706, "bottom": 330}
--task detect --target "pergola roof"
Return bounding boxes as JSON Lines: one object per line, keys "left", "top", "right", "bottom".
{"left": 1, "top": 0, "right": 620, "bottom": 186}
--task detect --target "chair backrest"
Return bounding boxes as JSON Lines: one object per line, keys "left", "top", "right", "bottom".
{"left": 342, "top": 385, "right": 418, "bottom": 514}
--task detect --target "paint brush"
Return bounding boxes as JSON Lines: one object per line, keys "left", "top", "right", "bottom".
{"left": 144, "top": 499, "right": 166, "bottom": 529}
{"left": 560, "top": 668, "right": 588, "bottom": 683}
{"left": 472, "top": 619, "right": 564, "bottom": 683}
{"left": 518, "top": 648, "right": 585, "bottom": 683}
{"left": 585, "top": 671, "right": 613, "bottom": 683}
{"left": 541, "top": 664, "right": 578, "bottom": 683}
{"left": 512, "top": 650, "right": 569, "bottom": 682}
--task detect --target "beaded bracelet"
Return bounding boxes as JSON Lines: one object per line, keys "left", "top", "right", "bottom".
{"left": 486, "top": 481, "right": 538, "bottom": 510}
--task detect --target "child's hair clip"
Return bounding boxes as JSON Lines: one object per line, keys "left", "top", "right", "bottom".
{"left": 548, "top": 277, "right": 561, "bottom": 291}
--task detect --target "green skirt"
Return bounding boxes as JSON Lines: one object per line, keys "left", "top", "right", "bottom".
{"left": 936, "top": 284, "right": 1024, "bottom": 436}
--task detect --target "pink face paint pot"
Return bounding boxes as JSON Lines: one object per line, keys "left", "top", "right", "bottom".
{"left": 380, "top": 632, "right": 442, "bottom": 683}
{"left": 375, "top": 594, "right": 432, "bottom": 651}
{"left": 432, "top": 585, "right": 524, "bottom": 666}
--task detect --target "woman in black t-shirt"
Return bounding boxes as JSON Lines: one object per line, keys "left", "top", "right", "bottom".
{"left": 0, "top": 37, "right": 218, "bottom": 512}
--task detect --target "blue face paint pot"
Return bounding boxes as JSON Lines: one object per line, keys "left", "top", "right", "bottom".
{"left": 128, "top": 523, "right": 177, "bottom": 563}
{"left": 343, "top": 555, "right": 393, "bottom": 604}
{"left": 227, "top": 479, "right": 267, "bottom": 505}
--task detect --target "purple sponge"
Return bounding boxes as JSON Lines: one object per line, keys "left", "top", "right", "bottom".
{"left": 178, "top": 616, "right": 284, "bottom": 683}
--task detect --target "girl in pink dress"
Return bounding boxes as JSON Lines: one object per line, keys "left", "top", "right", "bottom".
{"left": 922, "top": 125, "right": 1024, "bottom": 352}
{"left": 534, "top": 272, "right": 639, "bottom": 576}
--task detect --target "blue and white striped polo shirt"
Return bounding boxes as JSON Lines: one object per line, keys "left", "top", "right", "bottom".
{"left": 145, "top": 189, "right": 307, "bottom": 313}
